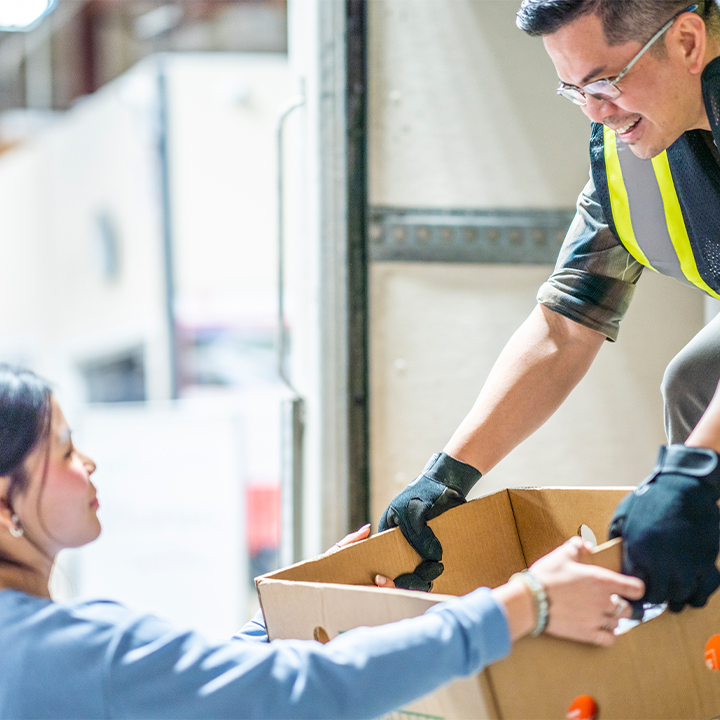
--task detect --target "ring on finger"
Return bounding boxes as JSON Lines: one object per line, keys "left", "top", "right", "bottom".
{"left": 608, "top": 594, "right": 629, "bottom": 619}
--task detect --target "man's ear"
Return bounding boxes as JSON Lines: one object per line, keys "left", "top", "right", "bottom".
{"left": 672, "top": 11, "right": 707, "bottom": 75}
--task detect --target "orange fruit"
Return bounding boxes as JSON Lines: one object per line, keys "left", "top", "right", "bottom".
{"left": 705, "top": 634, "right": 720, "bottom": 670}
{"left": 567, "top": 694, "right": 598, "bottom": 720}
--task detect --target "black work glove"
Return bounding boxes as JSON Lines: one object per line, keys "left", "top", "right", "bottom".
{"left": 379, "top": 452, "right": 481, "bottom": 591}
{"left": 608, "top": 444, "right": 720, "bottom": 614}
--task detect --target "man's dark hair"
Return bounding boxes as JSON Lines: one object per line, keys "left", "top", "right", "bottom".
{"left": 517, "top": 0, "right": 719, "bottom": 45}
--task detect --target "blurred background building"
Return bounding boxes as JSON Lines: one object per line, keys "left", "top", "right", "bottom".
{"left": 0, "top": 0, "right": 290, "bottom": 640}
{"left": 0, "top": 0, "right": 709, "bottom": 642}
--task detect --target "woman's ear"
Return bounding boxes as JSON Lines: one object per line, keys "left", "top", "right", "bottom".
{"left": 0, "top": 477, "right": 16, "bottom": 534}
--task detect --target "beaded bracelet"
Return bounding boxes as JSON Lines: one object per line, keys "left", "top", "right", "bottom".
{"left": 511, "top": 569, "right": 549, "bottom": 636}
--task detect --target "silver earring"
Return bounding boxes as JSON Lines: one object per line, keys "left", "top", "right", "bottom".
{"left": 9, "top": 513, "right": 23, "bottom": 538}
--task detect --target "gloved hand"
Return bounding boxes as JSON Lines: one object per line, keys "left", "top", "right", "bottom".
{"left": 608, "top": 444, "right": 720, "bottom": 614}
{"left": 379, "top": 452, "right": 481, "bottom": 591}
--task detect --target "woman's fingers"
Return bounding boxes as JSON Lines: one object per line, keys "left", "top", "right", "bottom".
{"left": 325, "top": 524, "right": 371, "bottom": 555}
{"left": 566, "top": 535, "right": 589, "bottom": 557}
{"left": 593, "top": 567, "right": 645, "bottom": 601}
{"left": 375, "top": 574, "right": 395, "bottom": 588}
{"left": 607, "top": 593, "right": 631, "bottom": 619}
{"left": 335, "top": 523, "right": 371, "bottom": 549}
{"left": 595, "top": 627, "right": 618, "bottom": 647}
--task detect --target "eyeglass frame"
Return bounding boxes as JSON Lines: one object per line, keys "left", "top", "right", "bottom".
{"left": 556, "top": 3, "right": 699, "bottom": 106}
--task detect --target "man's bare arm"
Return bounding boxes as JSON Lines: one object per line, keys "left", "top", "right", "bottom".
{"left": 444, "top": 304, "right": 606, "bottom": 474}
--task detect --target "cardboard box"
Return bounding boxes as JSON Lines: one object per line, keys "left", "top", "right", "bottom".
{"left": 257, "top": 487, "right": 720, "bottom": 719}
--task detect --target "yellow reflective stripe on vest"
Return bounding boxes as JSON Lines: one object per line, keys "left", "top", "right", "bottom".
{"left": 650, "top": 151, "right": 720, "bottom": 300}
{"left": 603, "top": 127, "right": 656, "bottom": 270}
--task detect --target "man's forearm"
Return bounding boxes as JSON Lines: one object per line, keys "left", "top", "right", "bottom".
{"left": 444, "top": 304, "right": 606, "bottom": 474}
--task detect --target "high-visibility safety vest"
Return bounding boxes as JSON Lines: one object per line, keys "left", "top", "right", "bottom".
{"left": 590, "top": 57, "right": 720, "bottom": 300}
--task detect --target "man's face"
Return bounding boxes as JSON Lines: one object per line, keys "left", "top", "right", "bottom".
{"left": 543, "top": 11, "right": 706, "bottom": 159}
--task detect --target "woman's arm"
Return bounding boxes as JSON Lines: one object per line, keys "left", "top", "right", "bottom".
{"left": 104, "top": 585, "right": 510, "bottom": 720}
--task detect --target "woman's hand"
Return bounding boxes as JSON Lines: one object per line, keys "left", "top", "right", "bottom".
{"left": 325, "top": 524, "right": 371, "bottom": 554}
{"left": 525, "top": 536, "right": 645, "bottom": 645}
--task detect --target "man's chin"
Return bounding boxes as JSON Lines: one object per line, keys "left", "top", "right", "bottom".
{"left": 626, "top": 141, "right": 665, "bottom": 161}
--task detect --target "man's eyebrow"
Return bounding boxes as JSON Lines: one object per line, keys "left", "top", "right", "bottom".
{"left": 580, "top": 65, "right": 608, "bottom": 85}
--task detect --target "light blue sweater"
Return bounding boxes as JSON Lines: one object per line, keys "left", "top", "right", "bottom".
{"left": 0, "top": 587, "right": 510, "bottom": 719}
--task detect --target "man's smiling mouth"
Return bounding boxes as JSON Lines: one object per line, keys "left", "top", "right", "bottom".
{"left": 611, "top": 118, "right": 641, "bottom": 135}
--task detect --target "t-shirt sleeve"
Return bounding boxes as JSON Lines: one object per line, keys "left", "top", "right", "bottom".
{"left": 104, "top": 588, "right": 510, "bottom": 720}
{"left": 538, "top": 175, "right": 643, "bottom": 341}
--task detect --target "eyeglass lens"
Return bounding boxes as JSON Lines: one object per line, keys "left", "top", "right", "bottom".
{"left": 558, "top": 79, "right": 620, "bottom": 105}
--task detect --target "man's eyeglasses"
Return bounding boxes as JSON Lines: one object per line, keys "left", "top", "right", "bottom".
{"left": 557, "top": 4, "right": 699, "bottom": 106}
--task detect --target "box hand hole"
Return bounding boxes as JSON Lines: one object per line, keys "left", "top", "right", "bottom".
{"left": 578, "top": 524, "right": 597, "bottom": 547}
{"left": 313, "top": 626, "right": 330, "bottom": 644}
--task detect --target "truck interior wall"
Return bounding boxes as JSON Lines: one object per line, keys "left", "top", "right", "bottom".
{"left": 367, "top": 0, "right": 704, "bottom": 519}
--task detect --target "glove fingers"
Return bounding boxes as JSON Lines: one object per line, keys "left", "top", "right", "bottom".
{"left": 378, "top": 507, "right": 396, "bottom": 533}
{"left": 379, "top": 500, "right": 443, "bottom": 561}
{"left": 686, "top": 567, "right": 720, "bottom": 609}
{"left": 629, "top": 599, "right": 645, "bottom": 621}
{"left": 607, "top": 490, "right": 635, "bottom": 540}
{"left": 414, "top": 560, "right": 444, "bottom": 583}
{"left": 401, "top": 498, "right": 443, "bottom": 561}
{"left": 393, "top": 561, "right": 444, "bottom": 592}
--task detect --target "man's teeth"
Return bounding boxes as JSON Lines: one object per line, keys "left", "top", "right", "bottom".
{"left": 615, "top": 119, "right": 639, "bottom": 134}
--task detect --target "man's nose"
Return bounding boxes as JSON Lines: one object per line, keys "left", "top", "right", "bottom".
{"left": 581, "top": 95, "right": 618, "bottom": 123}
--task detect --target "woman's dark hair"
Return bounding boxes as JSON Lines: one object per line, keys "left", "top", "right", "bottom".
{"left": 0, "top": 364, "right": 52, "bottom": 507}
{"left": 517, "top": 0, "right": 719, "bottom": 45}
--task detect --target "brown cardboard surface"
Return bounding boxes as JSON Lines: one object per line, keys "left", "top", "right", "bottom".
{"left": 257, "top": 487, "right": 720, "bottom": 719}
{"left": 581, "top": 537, "right": 623, "bottom": 572}
{"left": 488, "top": 592, "right": 720, "bottom": 718}
{"left": 508, "top": 487, "right": 631, "bottom": 565}
{"left": 265, "top": 524, "right": 421, "bottom": 587}
{"left": 257, "top": 578, "right": 497, "bottom": 719}
{"left": 427, "top": 489, "right": 526, "bottom": 595}
{"left": 258, "top": 580, "right": 448, "bottom": 641}
{"left": 266, "top": 488, "right": 526, "bottom": 595}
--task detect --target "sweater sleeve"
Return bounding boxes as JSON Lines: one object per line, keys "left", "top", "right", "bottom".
{"left": 105, "top": 587, "right": 510, "bottom": 720}
{"left": 232, "top": 608, "right": 268, "bottom": 643}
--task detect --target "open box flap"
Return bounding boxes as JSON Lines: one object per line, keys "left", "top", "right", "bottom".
{"left": 259, "top": 487, "right": 635, "bottom": 596}
{"left": 260, "top": 488, "right": 527, "bottom": 595}
{"left": 508, "top": 487, "right": 632, "bottom": 565}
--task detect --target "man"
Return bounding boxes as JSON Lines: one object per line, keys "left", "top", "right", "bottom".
{"left": 380, "top": 0, "right": 720, "bottom": 614}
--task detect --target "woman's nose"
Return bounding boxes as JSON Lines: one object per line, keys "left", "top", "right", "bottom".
{"left": 78, "top": 451, "right": 96, "bottom": 475}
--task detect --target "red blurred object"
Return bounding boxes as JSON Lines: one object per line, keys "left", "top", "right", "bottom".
{"left": 247, "top": 485, "right": 280, "bottom": 556}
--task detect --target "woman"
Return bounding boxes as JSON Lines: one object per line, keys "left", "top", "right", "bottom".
{"left": 0, "top": 365, "right": 643, "bottom": 719}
